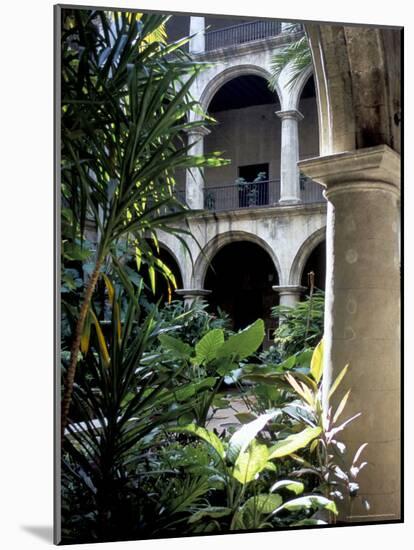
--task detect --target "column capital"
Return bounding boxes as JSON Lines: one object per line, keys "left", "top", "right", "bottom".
{"left": 175, "top": 288, "right": 212, "bottom": 299}
{"left": 272, "top": 285, "right": 307, "bottom": 296}
{"left": 298, "top": 145, "right": 400, "bottom": 200}
{"left": 275, "top": 109, "right": 304, "bottom": 121}
{"left": 185, "top": 126, "right": 211, "bottom": 138}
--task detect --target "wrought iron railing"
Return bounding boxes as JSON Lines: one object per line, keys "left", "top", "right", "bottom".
{"left": 203, "top": 178, "right": 325, "bottom": 212}
{"left": 300, "top": 175, "right": 325, "bottom": 204}
{"left": 205, "top": 20, "right": 282, "bottom": 51}
{"left": 204, "top": 179, "right": 278, "bottom": 212}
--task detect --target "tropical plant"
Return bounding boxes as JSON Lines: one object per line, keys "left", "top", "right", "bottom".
{"left": 271, "top": 339, "right": 368, "bottom": 520}
{"left": 61, "top": 284, "right": 223, "bottom": 543}
{"left": 239, "top": 337, "right": 369, "bottom": 522}
{"left": 272, "top": 290, "right": 325, "bottom": 358}
{"left": 155, "top": 298, "right": 231, "bottom": 346}
{"left": 158, "top": 319, "right": 265, "bottom": 426}
{"left": 268, "top": 22, "right": 312, "bottom": 92}
{"left": 60, "top": 9, "right": 227, "bottom": 435}
{"left": 169, "top": 411, "right": 336, "bottom": 532}
{"left": 237, "top": 347, "right": 314, "bottom": 418}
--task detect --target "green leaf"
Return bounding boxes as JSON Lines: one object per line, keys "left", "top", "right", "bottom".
{"left": 148, "top": 265, "right": 156, "bottom": 294}
{"left": 158, "top": 333, "right": 192, "bottom": 357}
{"left": 232, "top": 440, "right": 269, "bottom": 485}
{"left": 174, "top": 378, "right": 216, "bottom": 402}
{"left": 242, "top": 494, "right": 283, "bottom": 515}
{"left": 328, "top": 364, "right": 349, "bottom": 399}
{"left": 217, "top": 319, "right": 264, "bottom": 360}
{"left": 227, "top": 411, "right": 278, "bottom": 464}
{"left": 63, "top": 242, "right": 92, "bottom": 261}
{"left": 268, "top": 426, "right": 322, "bottom": 459}
{"left": 212, "top": 396, "right": 231, "bottom": 409}
{"left": 188, "top": 507, "right": 232, "bottom": 524}
{"left": 168, "top": 424, "right": 225, "bottom": 459}
{"left": 310, "top": 339, "right": 324, "bottom": 383}
{"left": 274, "top": 495, "right": 338, "bottom": 515}
{"left": 89, "top": 309, "right": 110, "bottom": 367}
{"left": 216, "top": 360, "right": 239, "bottom": 376}
{"left": 195, "top": 329, "right": 224, "bottom": 365}
{"left": 270, "top": 479, "right": 304, "bottom": 495}
{"left": 178, "top": 413, "right": 194, "bottom": 426}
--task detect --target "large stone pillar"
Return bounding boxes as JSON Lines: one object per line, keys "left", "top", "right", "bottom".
{"left": 272, "top": 285, "right": 307, "bottom": 307}
{"left": 299, "top": 145, "right": 400, "bottom": 522}
{"left": 189, "top": 16, "right": 205, "bottom": 54}
{"left": 276, "top": 109, "right": 303, "bottom": 204}
{"left": 186, "top": 127, "right": 210, "bottom": 210}
{"left": 175, "top": 288, "right": 211, "bottom": 308}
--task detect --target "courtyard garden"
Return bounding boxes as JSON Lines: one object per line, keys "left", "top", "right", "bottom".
{"left": 60, "top": 9, "right": 368, "bottom": 543}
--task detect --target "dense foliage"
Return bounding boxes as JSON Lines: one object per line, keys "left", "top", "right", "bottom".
{"left": 271, "top": 290, "right": 325, "bottom": 359}
{"left": 60, "top": 8, "right": 226, "bottom": 434}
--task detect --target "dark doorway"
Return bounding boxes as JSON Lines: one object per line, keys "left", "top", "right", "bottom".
{"left": 238, "top": 163, "right": 269, "bottom": 207}
{"left": 238, "top": 163, "right": 269, "bottom": 182}
{"left": 205, "top": 241, "right": 278, "bottom": 346}
{"left": 300, "top": 241, "right": 326, "bottom": 291}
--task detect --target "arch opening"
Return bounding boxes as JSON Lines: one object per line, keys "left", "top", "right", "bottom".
{"left": 204, "top": 73, "right": 282, "bottom": 208}
{"left": 204, "top": 240, "right": 279, "bottom": 347}
{"left": 300, "top": 240, "right": 326, "bottom": 292}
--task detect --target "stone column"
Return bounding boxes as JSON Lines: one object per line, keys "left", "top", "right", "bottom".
{"left": 189, "top": 16, "right": 205, "bottom": 54}
{"left": 175, "top": 288, "right": 211, "bottom": 308}
{"left": 272, "top": 285, "right": 307, "bottom": 307}
{"left": 298, "top": 145, "right": 401, "bottom": 522}
{"left": 186, "top": 127, "right": 210, "bottom": 210}
{"left": 276, "top": 109, "right": 303, "bottom": 204}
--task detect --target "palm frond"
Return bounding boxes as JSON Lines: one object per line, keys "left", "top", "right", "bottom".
{"left": 268, "top": 35, "right": 312, "bottom": 92}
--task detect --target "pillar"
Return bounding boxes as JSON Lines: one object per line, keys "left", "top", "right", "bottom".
{"left": 186, "top": 127, "right": 210, "bottom": 210}
{"left": 189, "top": 16, "right": 205, "bottom": 54}
{"left": 272, "top": 285, "right": 307, "bottom": 307}
{"left": 276, "top": 109, "right": 303, "bottom": 204}
{"left": 175, "top": 288, "right": 211, "bottom": 308}
{"left": 299, "top": 145, "right": 400, "bottom": 522}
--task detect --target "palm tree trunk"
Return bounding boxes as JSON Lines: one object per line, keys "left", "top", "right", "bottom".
{"left": 61, "top": 259, "right": 103, "bottom": 441}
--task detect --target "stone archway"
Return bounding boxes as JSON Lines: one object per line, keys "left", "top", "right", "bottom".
{"left": 289, "top": 226, "right": 326, "bottom": 286}
{"left": 202, "top": 237, "right": 280, "bottom": 347}
{"left": 199, "top": 64, "right": 281, "bottom": 113}
{"left": 193, "top": 230, "right": 281, "bottom": 289}
{"left": 280, "top": 63, "right": 314, "bottom": 111}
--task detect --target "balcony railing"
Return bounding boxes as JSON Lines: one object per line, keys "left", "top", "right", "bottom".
{"left": 300, "top": 176, "right": 325, "bottom": 204}
{"left": 203, "top": 178, "right": 325, "bottom": 212}
{"left": 205, "top": 20, "right": 282, "bottom": 52}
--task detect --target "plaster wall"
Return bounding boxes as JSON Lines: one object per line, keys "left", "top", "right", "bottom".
{"left": 204, "top": 103, "right": 281, "bottom": 188}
